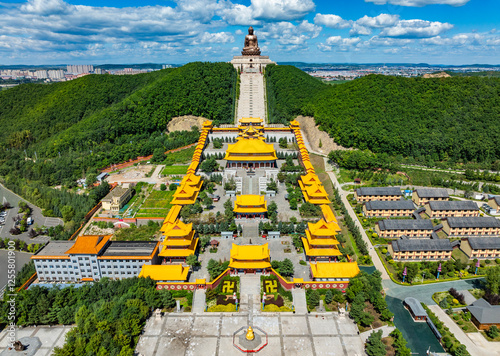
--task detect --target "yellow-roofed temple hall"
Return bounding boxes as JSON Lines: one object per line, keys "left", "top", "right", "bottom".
{"left": 234, "top": 195, "right": 267, "bottom": 219}
{"left": 299, "top": 174, "right": 330, "bottom": 205}
{"left": 302, "top": 219, "right": 343, "bottom": 262}
{"left": 309, "top": 262, "right": 360, "bottom": 281}
{"left": 139, "top": 264, "right": 190, "bottom": 282}
{"left": 224, "top": 138, "right": 277, "bottom": 169}
{"left": 239, "top": 117, "right": 263, "bottom": 127}
{"left": 229, "top": 243, "right": 271, "bottom": 273}
{"left": 159, "top": 216, "right": 199, "bottom": 263}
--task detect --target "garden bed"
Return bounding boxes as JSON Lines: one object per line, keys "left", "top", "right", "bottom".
{"left": 261, "top": 275, "right": 293, "bottom": 312}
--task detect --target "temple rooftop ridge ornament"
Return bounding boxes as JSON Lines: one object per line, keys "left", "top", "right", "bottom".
{"left": 242, "top": 26, "right": 261, "bottom": 56}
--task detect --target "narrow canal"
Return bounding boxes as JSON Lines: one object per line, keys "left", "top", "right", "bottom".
{"left": 386, "top": 295, "right": 444, "bottom": 355}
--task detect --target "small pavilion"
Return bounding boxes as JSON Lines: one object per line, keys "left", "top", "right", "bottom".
{"left": 229, "top": 243, "right": 271, "bottom": 273}
{"left": 234, "top": 195, "right": 267, "bottom": 219}
{"left": 239, "top": 117, "right": 263, "bottom": 128}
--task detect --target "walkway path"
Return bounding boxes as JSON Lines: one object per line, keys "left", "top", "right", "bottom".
{"left": 292, "top": 288, "right": 308, "bottom": 314}
{"left": 192, "top": 289, "right": 206, "bottom": 313}
{"left": 236, "top": 72, "right": 266, "bottom": 124}
{"left": 359, "top": 325, "right": 396, "bottom": 343}
{"left": 429, "top": 305, "right": 499, "bottom": 356}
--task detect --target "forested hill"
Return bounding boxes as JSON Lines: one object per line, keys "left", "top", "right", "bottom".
{"left": 265, "top": 64, "right": 327, "bottom": 124}
{"left": 265, "top": 67, "right": 500, "bottom": 164}
{"left": 0, "top": 62, "right": 236, "bottom": 186}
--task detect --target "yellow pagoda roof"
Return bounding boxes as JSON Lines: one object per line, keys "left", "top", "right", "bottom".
{"left": 65, "top": 235, "right": 111, "bottom": 255}
{"left": 139, "top": 264, "right": 189, "bottom": 282}
{"left": 160, "top": 218, "right": 193, "bottom": 236}
{"left": 290, "top": 120, "right": 300, "bottom": 128}
{"left": 302, "top": 238, "right": 342, "bottom": 256}
{"left": 225, "top": 139, "right": 277, "bottom": 161}
{"left": 162, "top": 205, "right": 182, "bottom": 226}
{"left": 321, "top": 205, "right": 337, "bottom": 223}
{"left": 300, "top": 182, "right": 330, "bottom": 204}
{"left": 304, "top": 231, "right": 339, "bottom": 246}
{"left": 161, "top": 231, "right": 196, "bottom": 246}
{"left": 234, "top": 195, "right": 267, "bottom": 213}
{"left": 240, "top": 117, "right": 263, "bottom": 124}
{"left": 203, "top": 120, "right": 213, "bottom": 128}
{"left": 310, "top": 262, "right": 360, "bottom": 279}
{"left": 181, "top": 173, "right": 202, "bottom": 187}
{"left": 301, "top": 173, "right": 321, "bottom": 186}
{"left": 307, "top": 219, "right": 341, "bottom": 236}
{"left": 159, "top": 238, "right": 199, "bottom": 257}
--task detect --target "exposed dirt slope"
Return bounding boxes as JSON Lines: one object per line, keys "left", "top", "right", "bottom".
{"left": 295, "top": 116, "right": 349, "bottom": 155}
{"left": 167, "top": 115, "right": 207, "bottom": 132}
{"left": 422, "top": 71, "right": 451, "bottom": 78}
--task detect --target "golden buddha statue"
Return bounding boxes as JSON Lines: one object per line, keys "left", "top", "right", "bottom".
{"left": 245, "top": 326, "right": 255, "bottom": 341}
{"left": 242, "top": 27, "right": 261, "bottom": 56}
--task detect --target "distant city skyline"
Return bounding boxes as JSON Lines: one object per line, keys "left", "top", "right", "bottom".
{"left": 0, "top": 0, "right": 499, "bottom": 65}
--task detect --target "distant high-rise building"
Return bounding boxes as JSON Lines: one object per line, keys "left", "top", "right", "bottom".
{"left": 48, "top": 70, "right": 64, "bottom": 79}
{"left": 162, "top": 64, "right": 172, "bottom": 69}
{"left": 66, "top": 64, "right": 94, "bottom": 74}
{"left": 94, "top": 68, "right": 104, "bottom": 74}
{"left": 35, "top": 70, "right": 48, "bottom": 79}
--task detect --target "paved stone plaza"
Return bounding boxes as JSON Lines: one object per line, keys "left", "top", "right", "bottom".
{"left": 136, "top": 312, "right": 364, "bottom": 356}
{"left": 0, "top": 325, "right": 71, "bottom": 356}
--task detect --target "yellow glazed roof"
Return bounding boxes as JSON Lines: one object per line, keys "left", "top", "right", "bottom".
{"left": 235, "top": 194, "right": 265, "bottom": 206}
{"left": 321, "top": 205, "right": 337, "bottom": 223}
{"left": 301, "top": 173, "right": 321, "bottom": 186}
{"left": 310, "top": 262, "right": 360, "bottom": 279}
{"left": 304, "top": 231, "right": 340, "bottom": 246}
{"left": 162, "top": 205, "right": 182, "bottom": 225}
{"left": 226, "top": 139, "right": 276, "bottom": 159}
{"left": 307, "top": 219, "right": 341, "bottom": 235}
{"left": 139, "top": 264, "right": 189, "bottom": 281}
{"left": 159, "top": 238, "right": 199, "bottom": 257}
{"left": 302, "top": 238, "right": 342, "bottom": 256}
{"left": 240, "top": 117, "right": 263, "bottom": 124}
{"left": 181, "top": 173, "right": 202, "bottom": 186}
{"left": 229, "top": 260, "right": 271, "bottom": 269}
{"left": 230, "top": 243, "right": 270, "bottom": 260}
{"left": 161, "top": 231, "right": 196, "bottom": 246}
{"left": 160, "top": 219, "right": 193, "bottom": 236}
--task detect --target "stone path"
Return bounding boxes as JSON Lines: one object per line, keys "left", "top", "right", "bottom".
{"left": 236, "top": 72, "right": 266, "bottom": 123}
{"left": 192, "top": 289, "right": 206, "bottom": 313}
{"left": 292, "top": 288, "right": 308, "bottom": 314}
{"left": 359, "top": 325, "right": 396, "bottom": 343}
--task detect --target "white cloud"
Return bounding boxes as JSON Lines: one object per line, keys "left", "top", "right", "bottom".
{"left": 356, "top": 14, "right": 400, "bottom": 28}
{"left": 313, "top": 13, "right": 351, "bottom": 29}
{"left": 218, "top": 4, "right": 258, "bottom": 26}
{"left": 235, "top": 29, "right": 244, "bottom": 35}
{"left": 191, "top": 32, "right": 235, "bottom": 45}
{"left": 251, "top": 0, "right": 315, "bottom": 21}
{"left": 21, "top": 0, "right": 72, "bottom": 15}
{"left": 365, "top": 0, "right": 470, "bottom": 6}
{"left": 326, "top": 36, "right": 361, "bottom": 46}
{"left": 380, "top": 19, "right": 453, "bottom": 38}
{"left": 261, "top": 20, "right": 321, "bottom": 48}
{"left": 350, "top": 24, "right": 372, "bottom": 36}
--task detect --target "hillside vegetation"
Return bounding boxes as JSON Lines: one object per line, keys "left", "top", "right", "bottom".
{"left": 0, "top": 62, "right": 236, "bottom": 238}
{"left": 265, "top": 67, "right": 500, "bottom": 164}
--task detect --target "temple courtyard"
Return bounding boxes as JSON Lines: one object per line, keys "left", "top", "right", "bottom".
{"left": 136, "top": 312, "right": 364, "bottom": 356}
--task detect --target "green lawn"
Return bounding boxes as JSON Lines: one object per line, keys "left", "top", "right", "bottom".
{"left": 161, "top": 165, "right": 189, "bottom": 175}
{"left": 136, "top": 209, "right": 171, "bottom": 217}
{"left": 134, "top": 190, "right": 174, "bottom": 217}
{"left": 163, "top": 146, "right": 196, "bottom": 165}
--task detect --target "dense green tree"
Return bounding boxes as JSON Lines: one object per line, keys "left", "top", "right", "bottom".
{"left": 365, "top": 330, "right": 386, "bottom": 356}
{"left": 486, "top": 265, "right": 500, "bottom": 295}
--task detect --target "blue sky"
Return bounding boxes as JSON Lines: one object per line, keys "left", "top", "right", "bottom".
{"left": 0, "top": 0, "right": 498, "bottom": 65}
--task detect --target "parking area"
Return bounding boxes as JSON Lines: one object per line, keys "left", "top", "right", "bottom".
{"left": 0, "top": 183, "right": 63, "bottom": 242}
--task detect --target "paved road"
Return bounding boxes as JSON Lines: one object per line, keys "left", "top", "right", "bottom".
{"left": 383, "top": 278, "right": 484, "bottom": 305}
{"left": 0, "top": 183, "right": 63, "bottom": 243}
{"left": 429, "top": 305, "right": 499, "bottom": 356}
{"left": 0, "top": 250, "right": 33, "bottom": 297}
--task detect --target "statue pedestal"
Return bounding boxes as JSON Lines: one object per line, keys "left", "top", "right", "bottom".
{"left": 230, "top": 55, "right": 276, "bottom": 73}
{"left": 233, "top": 326, "right": 268, "bottom": 353}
